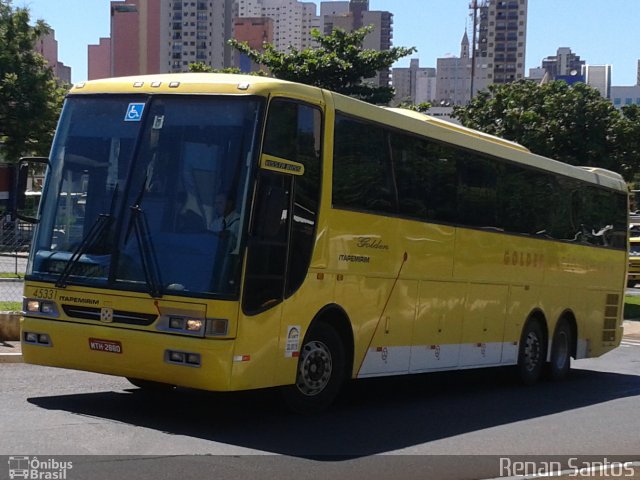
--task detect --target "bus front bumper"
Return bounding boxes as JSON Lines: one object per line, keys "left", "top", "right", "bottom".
{"left": 21, "top": 316, "right": 235, "bottom": 391}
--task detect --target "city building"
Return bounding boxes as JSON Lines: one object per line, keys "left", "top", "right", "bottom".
{"left": 541, "top": 47, "right": 585, "bottom": 81}
{"left": 111, "top": 0, "right": 162, "bottom": 76}
{"left": 472, "top": 0, "right": 528, "bottom": 92}
{"left": 392, "top": 58, "right": 436, "bottom": 106}
{"left": 436, "top": 31, "right": 472, "bottom": 106}
{"left": 526, "top": 67, "right": 545, "bottom": 82}
{"left": 610, "top": 85, "right": 640, "bottom": 108}
{"left": 233, "top": 17, "right": 274, "bottom": 72}
{"left": 88, "top": 38, "right": 111, "bottom": 80}
{"left": 237, "top": 0, "right": 320, "bottom": 52}
{"left": 34, "top": 29, "right": 71, "bottom": 83}
{"left": 163, "top": 0, "right": 236, "bottom": 72}
{"left": 321, "top": 1, "right": 351, "bottom": 35}
{"left": 582, "top": 64, "right": 612, "bottom": 98}
{"left": 361, "top": 10, "right": 393, "bottom": 87}
{"left": 89, "top": 0, "right": 236, "bottom": 78}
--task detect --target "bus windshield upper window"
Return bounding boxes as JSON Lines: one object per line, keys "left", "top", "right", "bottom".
{"left": 28, "top": 95, "right": 264, "bottom": 298}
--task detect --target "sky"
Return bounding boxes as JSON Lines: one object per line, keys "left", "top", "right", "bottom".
{"left": 17, "top": 0, "right": 640, "bottom": 86}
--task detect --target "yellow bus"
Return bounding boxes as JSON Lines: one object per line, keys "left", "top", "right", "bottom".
{"left": 20, "top": 74, "right": 628, "bottom": 412}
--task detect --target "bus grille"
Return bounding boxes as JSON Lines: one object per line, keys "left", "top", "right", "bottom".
{"left": 602, "top": 294, "right": 619, "bottom": 343}
{"left": 61, "top": 305, "right": 157, "bottom": 326}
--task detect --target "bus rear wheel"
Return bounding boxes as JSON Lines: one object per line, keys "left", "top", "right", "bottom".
{"left": 517, "top": 319, "right": 546, "bottom": 385}
{"left": 283, "top": 322, "right": 346, "bottom": 414}
{"left": 548, "top": 319, "right": 573, "bottom": 381}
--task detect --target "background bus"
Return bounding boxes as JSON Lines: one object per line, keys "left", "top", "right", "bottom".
{"left": 20, "top": 74, "right": 628, "bottom": 412}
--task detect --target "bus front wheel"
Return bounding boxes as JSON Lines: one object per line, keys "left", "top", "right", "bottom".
{"left": 283, "top": 322, "right": 346, "bottom": 414}
{"left": 517, "top": 319, "right": 546, "bottom": 385}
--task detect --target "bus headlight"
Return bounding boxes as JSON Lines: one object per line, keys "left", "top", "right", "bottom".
{"left": 186, "top": 319, "right": 203, "bottom": 332}
{"left": 24, "top": 298, "right": 59, "bottom": 317}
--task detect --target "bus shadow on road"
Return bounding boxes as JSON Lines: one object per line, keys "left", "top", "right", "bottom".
{"left": 28, "top": 366, "right": 640, "bottom": 459}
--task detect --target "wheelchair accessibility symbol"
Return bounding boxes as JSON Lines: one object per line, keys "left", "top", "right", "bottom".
{"left": 124, "top": 103, "right": 145, "bottom": 121}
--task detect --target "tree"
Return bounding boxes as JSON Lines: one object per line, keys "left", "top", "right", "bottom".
{"left": 453, "top": 80, "right": 626, "bottom": 175}
{"left": 229, "top": 26, "right": 416, "bottom": 104}
{"left": 613, "top": 104, "right": 640, "bottom": 180}
{"left": 0, "top": 1, "right": 66, "bottom": 162}
{"left": 398, "top": 101, "right": 431, "bottom": 113}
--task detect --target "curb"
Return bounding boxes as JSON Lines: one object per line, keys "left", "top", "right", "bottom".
{"left": 0, "top": 352, "right": 22, "bottom": 363}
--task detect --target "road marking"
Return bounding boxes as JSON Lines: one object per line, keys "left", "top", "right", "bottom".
{"left": 621, "top": 339, "right": 640, "bottom": 347}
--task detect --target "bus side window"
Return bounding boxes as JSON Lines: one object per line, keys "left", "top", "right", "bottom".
{"left": 243, "top": 99, "right": 322, "bottom": 313}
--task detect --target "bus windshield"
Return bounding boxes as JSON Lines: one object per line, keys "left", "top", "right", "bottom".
{"left": 28, "top": 94, "right": 263, "bottom": 298}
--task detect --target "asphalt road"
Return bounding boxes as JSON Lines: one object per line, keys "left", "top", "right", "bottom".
{"left": 1, "top": 342, "right": 639, "bottom": 480}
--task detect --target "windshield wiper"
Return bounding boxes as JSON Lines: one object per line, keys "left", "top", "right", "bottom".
{"left": 127, "top": 205, "right": 163, "bottom": 298}
{"left": 55, "top": 183, "right": 119, "bottom": 289}
{"left": 55, "top": 214, "right": 113, "bottom": 288}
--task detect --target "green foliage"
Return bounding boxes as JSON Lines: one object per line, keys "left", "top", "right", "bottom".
{"left": 0, "top": 0, "right": 66, "bottom": 162}
{"left": 0, "top": 300, "right": 21, "bottom": 311}
{"left": 398, "top": 101, "right": 431, "bottom": 113}
{"left": 229, "top": 26, "right": 416, "bottom": 105}
{"left": 452, "top": 80, "right": 640, "bottom": 178}
{"left": 614, "top": 104, "right": 640, "bottom": 179}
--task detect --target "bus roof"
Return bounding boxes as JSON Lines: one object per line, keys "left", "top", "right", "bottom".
{"left": 70, "top": 73, "right": 326, "bottom": 103}
{"left": 70, "top": 73, "right": 627, "bottom": 193}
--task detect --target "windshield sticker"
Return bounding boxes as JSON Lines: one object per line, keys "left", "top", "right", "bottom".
{"left": 124, "top": 103, "right": 145, "bottom": 122}
{"left": 152, "top": 115, "right": 165, "bottom": 129}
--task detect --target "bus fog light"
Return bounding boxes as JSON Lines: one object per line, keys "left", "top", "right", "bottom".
{"left": 169, "top": 351, "right": 185, "bottom": 363}
{"left": 25, "top": 332, "right": 38, "bottom": 343}
{"left": 186, "top": 353, "right": 201, "bottom": 365}
{"left": 186, "top": 319, "right": 203, "bottom": 332}
{"left": 206, "top": 318, "right": 228, "bottom": 336}
{"left": 38, "top": 334, "right": 51, "bottom": 345}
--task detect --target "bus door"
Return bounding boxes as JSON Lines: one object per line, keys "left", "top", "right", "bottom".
{"left": 233, "top": 98, "right": 323, "bottom": 390}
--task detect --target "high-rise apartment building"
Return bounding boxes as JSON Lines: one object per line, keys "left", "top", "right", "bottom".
{"left": 582, "top": 64, "right": 612, "bottom": 98}
{"left": 472, "top": 0, "right": 528, "bottom": 90}
{"left": 237, "top": 0, "right": 320, "bottom": 52}
{"left": 34, "top": 29, "right": 71, "bottom": 83}
{"left": 361, "top": 10, "right": 393, "bottom": 87}
{"left": 317, "top": 1, "right": 393, "bottom": 88}
{"left": 163, "top": 0, "right": 236, "bottom": 72}
{"left": 349, "top": 0, "right": 368, "bottom": 29}
{"left": 89, "top": 0, "right": 236, "bottom": 78}
{"left": 88, "top": 38, "right": 112, "bottom": 80}
{"left": 392, "top": 58, "right": 436, "bottom": 106}
{"left": 110, "top": 0, "right": 162, "bottom": 76}
{"left": 88, "top": 0, "right": 161, "bottom": 79}
{"left": 234, "top": 17, "right": 274, "bottom": 72}
{"left": 541, "top": 47, "right": 585, "bottom": 80}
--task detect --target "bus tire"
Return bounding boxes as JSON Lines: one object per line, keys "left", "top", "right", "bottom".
{"left": 548, "top": 319, "right": 572, "bottom": 381}
{"left": 517, "top": 319, "right": 546, "bottom": 385}
{"left": 282, "top": 322, "right": 346, "bottom": 414}
{"left": 127, "top": 377, "right": 175, "bottom": 391}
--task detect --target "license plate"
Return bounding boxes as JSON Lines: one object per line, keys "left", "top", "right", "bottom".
{"left": 88, "top": 338, "right": 123, "bottom": 354}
